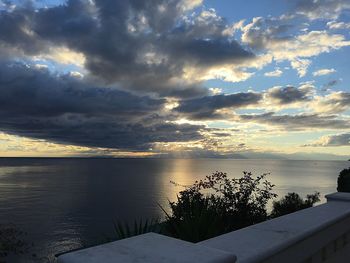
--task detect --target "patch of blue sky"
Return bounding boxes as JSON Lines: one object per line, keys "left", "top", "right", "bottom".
{"left": 307, "top": 46, "right": 350, "bottom": 92}
{"left": 27, "top": 0, "right": 64, "bottom": 8}
{"left": 306, "top": 19, "right": 331, "bottom": 31}
{"left": 343, "top": 110, "right": 350, "bottom": 116}
{"left": 207, "top": 121, "right": 239, "bottom": 129}
{"left": 203, "top": 0, "right": 291, "bottom": 23}
{"left": 235, "top": 108, "right": 266, "bottom": 115}
{"left": 338, "top": 12, "right": 350, "bottom": 23}
{"left": 276, "top": 108, "right": 306, "bottom": 115}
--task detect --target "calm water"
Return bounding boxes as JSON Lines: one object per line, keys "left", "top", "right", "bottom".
{"left": 0, "top": 158, "right": 348, "bottom": 262}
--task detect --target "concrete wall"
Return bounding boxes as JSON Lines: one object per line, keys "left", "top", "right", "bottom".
{"left": 58, "top": 192, "right": 350, "bottom": 263}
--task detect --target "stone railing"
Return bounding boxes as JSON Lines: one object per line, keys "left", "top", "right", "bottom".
{"left": 57, "top": 192, "right": 350, "bottom": 263}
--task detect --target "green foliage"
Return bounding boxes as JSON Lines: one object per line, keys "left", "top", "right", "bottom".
{"left": 159, "top": 191, "right": 225, "bottom": 242}
{"left": 112, "top": 171, "right": 322, "bottom": 243}
{"left": 337, "top": 167, "right": 350, "bottom": 192}
{"left": 161, "top": 171, "right": 277, "bottom": 242}
{"left": 270, "top": 192, "right": 320, "bottom": 218}
{"left": 113, "top": 219, "right": 161, "bottom": 240}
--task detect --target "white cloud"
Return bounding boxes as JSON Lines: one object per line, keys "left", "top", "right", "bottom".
{"left": 38, "top": 47, "right": 86, "bottom": 67}
{"left": 222, "top": 19, "right": 245, "bottom": 36}
{"left": 327, "top": 21, "right": 350, "bottom": 30}
{"left": 209, "top": 87, "right": 222, "bottom": 95}
{"left": 310, "top": 91, "right": 350, "bottom": 114}
{"left": 178, "top": 0, "right": 203, "bottom": 12}
{"left": 182, "top": 64, "right": 255, "bottom": 83}
{"left": 296, "top": 0, "right": 350, "bottom": 20}
{"left": 273, "top": 31, "right": 350, "bottom": 60}
{"left": 241, "top": 15, "right": 350, "bottom": 77}
{"left": 291, "top": 59, "right": 311, "bottom": 77}
{"left": 70, "top": 71, "right": 84, "bottom": 78}
{"left": 264, "top": 68, "right": 283, "bottom": 77}
{"left": 34, "top": 64, "right": 48, "bottom": 69}
{"left": 313, "top": 68, "right": 336, "bottom": 76}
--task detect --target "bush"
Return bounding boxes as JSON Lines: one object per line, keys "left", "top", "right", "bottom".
{"left": 161, "top": 171, "right": 277, "bottom": 242}
{"left": 270, "top": 192, "right": 320, "bottom": 218}
{"left": 337, "top": 167, "right": 350, "bottom": 192}
{"left": 113, "top": 171, "right": 322, "bottom": 243}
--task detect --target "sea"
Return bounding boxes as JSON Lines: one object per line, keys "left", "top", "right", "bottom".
{"left": 0, "top": 158, "right": 348, "bottom": 262}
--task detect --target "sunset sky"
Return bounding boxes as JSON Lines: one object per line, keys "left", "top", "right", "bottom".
{"left": 0, "top": 0, "right": 349, "bottom": 159}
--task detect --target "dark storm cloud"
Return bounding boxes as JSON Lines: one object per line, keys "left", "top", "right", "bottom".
{"left": 266, "top": 86, "right": 312, "bottom": 104}
{"left": 0, "top": 6, "right": 45, "bottom": 57}
{"left": 0, "top": 62, "right": 164, "bottom": 117}
{"left": 0, "top": 62, "right": 204, "bottom": 149}
{"left": 0, "top": 0, "right": 259, "bottom": 150}
{"left": 1, "top": 114, "right": 205, "bottom": 150}
{"left": 164, "top": 36, "right": 254, "bottom": 66}
{"left": 0, "top": 0, "right": 254, "bottom": 98}
{"left": 1, "top": 115, "right": 204, "bottom": 150}
{"left": 239, "top": 112, "right": 350, "bottom": 130}
{"left": 175, "top": 92, "right": 262, "bottom": 120}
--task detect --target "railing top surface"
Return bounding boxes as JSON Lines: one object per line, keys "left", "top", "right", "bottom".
{"left": 58, "top": 232, "right": 236, "bottom": 263}
{"left": 326, "top": 192, "right": 350, "bottom": 202}
{"left": 199, "top": 195, "right": 350, "bottom": 263}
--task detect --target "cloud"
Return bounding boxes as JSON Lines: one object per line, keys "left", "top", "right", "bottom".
{"left": 178, "top": 0, "right": 203, "bottom": 11}
{"left": 295, "top": 0, "right": 350, "bottom": 20}
{"left": 222, "top": 19, "right": 245, "bottom": 36}
{"left": 209, "top": 88, "right": 222, "bottom": 95}
{"left": 305, "top": 133, "right": 350, "bottom": 147}
{"left": 238, "top": 112, "right": 350, "bottom": 130}
{"left": 174, "top": 92, "right": 262, "bottom": 120}
{"left": 0, "top": 0, "right": 349, "bottom": 156}
{"left": 311, "top": 92, "right": 350, "bottom": 114}
{"left": 264, "top": 68, "right": 283, "bottom": 77}
{"left": 0, "top": 61, "right": 207, "bottom": 150}
{"left": 40, "top": 47, "right": 86, "bottom": 66}
{"left": 241, "top": 16, "right": 294, "bottom": 50}
{"left": 291, "top": 59, "right": 311, "bottom": 77}
{"left": 0, "top": 0, "right": 257, "bottom": 98}
{"left": 313, "top": 68, "right": 336, "bottom": 76}
{"left": 322, "top": 79, "right": 339, "bottom": 90}
{"left": 266, "top": 85, "right": 313, "bottom": 105}
{"left": 327, "top": 21, "right": 350, "bottom": 30}
{"left": 241, "top": 15, "right": 350, "bottom": 77}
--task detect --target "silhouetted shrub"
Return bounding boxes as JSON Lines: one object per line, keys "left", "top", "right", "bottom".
{"left": 161, "top": 171, "right": 277, "bottom": 242}
{"left": 337, "top": 167, "right": 350, "bottom": 192}
{"left": 113, "top": 171, "right": 322, "bottom": 243}
{"left": 270, "top": 192, "right": 320, "bottom": 218}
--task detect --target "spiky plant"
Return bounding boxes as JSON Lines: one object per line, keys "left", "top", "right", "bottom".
{"left": 113, "top": 219, "right": 161, "bottom": 240}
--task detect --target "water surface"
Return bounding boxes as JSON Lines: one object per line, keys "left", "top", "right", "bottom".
{"left": 0, "top": 158, "right": 348, "bottom": 262}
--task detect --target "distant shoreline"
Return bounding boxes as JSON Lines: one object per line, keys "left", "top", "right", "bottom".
{"left": 0, "top": 156, "right": 348, "bottom": 161}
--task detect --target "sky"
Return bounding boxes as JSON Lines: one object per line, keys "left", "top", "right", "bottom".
{"left": 0, "top": 0, "right": 349, "bottom": 159}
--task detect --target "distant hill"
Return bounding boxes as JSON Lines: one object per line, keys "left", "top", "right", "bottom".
{"left": 156, "top": 151, "right": 349, "bottom": 161}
